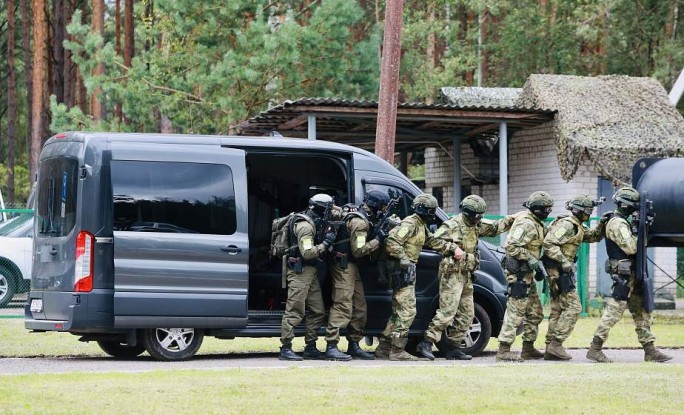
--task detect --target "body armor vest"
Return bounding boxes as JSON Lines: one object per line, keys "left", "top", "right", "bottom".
{"left": 332, "top": 210, "right": 370, "bottom": 261}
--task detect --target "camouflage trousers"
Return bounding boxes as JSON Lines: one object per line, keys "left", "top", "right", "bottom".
{"left": 280, "top": 265, "right": 325, "bottom": 346}
{"left": 381, "top": 283, "right": 416, "bottom": 339}
{"left": 593, "top": 292, "right": 655, "bottom": 346}
{"left": 497, "top": 281, "right": 543, "bottom": 344}
{"left": 325, "top": 263, "right": 368, "bottom": 343}
{"left": 545, "top": 288, "right": 582, "bottom": 344}
{"left": 424, "top": 272, "right": 473, "bottom": 345}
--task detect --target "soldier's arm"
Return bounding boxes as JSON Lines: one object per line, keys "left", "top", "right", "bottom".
{"left": 478, "top": 213, "right": 516, "bottom": 237}
{"left": 295, "top": 221, "right": 327, "bottom": 260}
{"left": 582, "top": 221, "right": 606, "bottom": 243}
{"left": 349, "top": 217, "right": 380, "bottom": 258}
{"left": 385, "top": 220, "right": 415, "bottom": 261}
{"left": 607, "top": 219, "right": 637, "bottom": 255}
{"left": 543, "top": 219, "right": 575, "bottom": 269}
{"left": 425, "top": 228, "right": 456, "bottom": 255}
{"left": 433, "top": 218, "right": 458, "bottom": 243}
{"left": 505, "top": 219, "right": 538, "bottom": 259}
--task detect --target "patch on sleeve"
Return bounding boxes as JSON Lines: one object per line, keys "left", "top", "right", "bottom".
{"left": 356, "top": 232, "right": 367, "bottom": 248}
{"left": 553, "top": 227, "right": 567, "bottom": 239}
{"left": 619, "top": 226, "right": 631, "bottom": 240}
{"left": 510, "top": 227, "right": 524, "bottom": 240}
{"left": 397, "top": 226, "right": 410, "bottom": 238}
{"left": 302, "top": 237, "right": 314, "bottom": 250}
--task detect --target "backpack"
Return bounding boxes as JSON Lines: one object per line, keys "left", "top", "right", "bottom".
{"left": 269, "top": 212, "right": 314, "bottom": 259}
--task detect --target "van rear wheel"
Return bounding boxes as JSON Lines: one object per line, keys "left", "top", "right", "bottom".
{"left": 0, "top": 269, "right": 17, "bottom": 308}
{"left": 97, "top": 340, "right": 146, "bottom": 359}
{"left": 142, "top": 328, "right": 204, "bottom": 361}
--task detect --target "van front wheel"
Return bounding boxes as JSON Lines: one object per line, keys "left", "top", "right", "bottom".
{"left": 142, "top": 328, "right": 204, "bottom": 361}
{"left": 97, "top": 340, "right": 146, "bottom": 359}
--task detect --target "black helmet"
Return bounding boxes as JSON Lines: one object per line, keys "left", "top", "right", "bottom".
{"left": 523, "top": 191, "right": 554, "bottom": 220}
{"left": 364, "top": 190, "right": 390, "bottom": 215}
{"left": 308, "top": 193, "right": 333, "bottom": 218}
{"left": 412, "top": 193, "right": 438, "bottom": 221}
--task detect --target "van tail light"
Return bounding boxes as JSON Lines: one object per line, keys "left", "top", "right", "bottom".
{"left": 74, "top": 231, "right": 94, "bottom": 292}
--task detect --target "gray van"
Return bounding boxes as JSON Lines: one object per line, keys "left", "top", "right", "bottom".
{"left": 25, "top": 132, "right": 508, "bottom": 361}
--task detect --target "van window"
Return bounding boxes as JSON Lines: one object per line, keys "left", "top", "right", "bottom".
{"left": 112, "top": 161, "right": 236, "bottom": 235}
{"left": 364, "top": 183, "right": 414, "bottom": 219}
{"left": 36, "top": 158, "right": 78, "bottom": 237}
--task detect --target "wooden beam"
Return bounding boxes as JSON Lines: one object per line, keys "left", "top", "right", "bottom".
{"left": 278, "top": 114, "right": 308, "bottom": 130}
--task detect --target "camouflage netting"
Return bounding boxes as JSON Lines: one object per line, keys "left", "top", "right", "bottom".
{"left": 519, "top": 74, "right": 684, "bottom": 185}
{"left": 440, "top": 87, "right": 523, "bottom": 108}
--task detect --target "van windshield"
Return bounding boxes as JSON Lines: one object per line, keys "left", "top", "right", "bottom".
{"left": 36, "top": 158, "right": 78, "bottom": 237}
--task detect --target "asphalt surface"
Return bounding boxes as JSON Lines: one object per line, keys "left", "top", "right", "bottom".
{"left": 1, "top": 348, "right": 682, "bottom": 375}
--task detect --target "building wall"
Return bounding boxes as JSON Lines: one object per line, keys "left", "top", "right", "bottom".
{"left": 424, "top": 121, "right": 677, "bottom": 300}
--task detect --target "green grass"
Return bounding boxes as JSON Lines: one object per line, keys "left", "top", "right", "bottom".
{"left": 1, "top": 314, "right": 683, "bottom": 358}
{"left": 0, "top": 365, "right": 682, "bottom": 414}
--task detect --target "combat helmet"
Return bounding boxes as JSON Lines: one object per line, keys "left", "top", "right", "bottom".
{"left": 460, "top": 195, "right": 487, "bottom": 224}
{"left": 566, "top": 194, "right": 595, "bottom": 217}
{"left": 612, "top": 187, "right": 640, "bottom": 208}
{"left": 523, "top": 191, "right": 554, "bottom": 220}
{"left": 364, "top": 190, "right": 390, "bottom": 215}
{"left": 412, "top": 193, "right": 438, "bottom": 221}
{"left": 308, "top": 193, "right": 333, "bottom": 217}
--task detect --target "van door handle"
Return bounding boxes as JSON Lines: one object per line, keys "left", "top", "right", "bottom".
{"left": 220, "top": 245, "right": 242, "bottom": 255}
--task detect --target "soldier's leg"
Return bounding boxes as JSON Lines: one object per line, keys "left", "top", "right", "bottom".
{"left": 303, "top": 268, "right": 326, "bottom": 345}
{"left": 497, "top": 296, "right": 529, "bottom": 344}
{"left": 626, "top": 291, "right": 656, "bottom": 346}
{"left": 347, "top": 264, "right": 368, "bottom": 342}
{"left": 280, "top": 270, "right": 308, "bottom": 346}
{"left": 389, "top": 284, "right": 419, "bottom": 361}
{"left": 381, "top": 290, "right": 401, "bottom": 339}
{"left": 446, "top": 278, "right": 474, "bottom": 345}
{"left": 554, "top": 290, "right": 582, "bottom": 343}
{"left": 593, "top": 297, "right": 628, "bottom": 343}
{"left": 545, "top": 294, "right": 562, "bottom": 344}
{"left": 522, "top": 284, "right": 544, "bottom": 342}
{"left": 424, "top": 273, "right": 463, "bottom": 344}
{"left": 325, "top": 264, "right": 355, "bottom": 343}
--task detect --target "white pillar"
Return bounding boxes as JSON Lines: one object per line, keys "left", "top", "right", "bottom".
{"left": 308, "top": 114, "right": 316, "bottom": 140}
{"left": 453, "top": 137, "right": 461, "bottom": 213}
{"left": 499, "top": 122, "right": 508, "bottom": 216}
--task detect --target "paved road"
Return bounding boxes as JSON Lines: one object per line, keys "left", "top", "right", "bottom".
{"left": 1, "top": 349, "right": 682, "bottom": 375}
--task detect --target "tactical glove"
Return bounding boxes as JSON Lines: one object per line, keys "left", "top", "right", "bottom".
{"left": 321, "top": 229, "right": 337, "bottom": 249}
{"left": 375, "top": 228, "right": 389, "bottom": 244}
{"left": 399, "top": 258, "right": 413, "bottom": 269}
{"left": 527, "top": 256, "right": 540, "bottom": 272}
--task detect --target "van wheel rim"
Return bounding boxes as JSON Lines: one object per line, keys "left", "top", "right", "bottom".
{"left": 0, "top": 276, "right": 8, "bottom": 298}
{"left": 462, "top": 318, "right": 482, "bottom": 348}
{"left": 155, "top": 328, "right": 194, "bottom": 352}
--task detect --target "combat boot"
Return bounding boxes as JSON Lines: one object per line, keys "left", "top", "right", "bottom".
{"left": 374, "top": 338, "right": 391, "bottom": 359}
{"left": 544, "top": 339, "right": 572, "bottom": 361}
{"left": 643, "top": 342, "right": 673, "bottom": 363}
{"left": 415, "top": 340, "right": 435, "bottom": 360}
{"left": 444, "top": 346, "right": 472, "bottom": 361}
{"left": 495, "top": 342, "right": 523, "bottom": 362}
{"left": 389, "top": 337, "right": 419, "bottom": 361}
{"left": 586, "top": 336, "right": 613, "bottom": 363}
{"left": 302, "top": 342, "right": 325, "bottom": 360}
{"left": 278, "top": 344, "right": 303, "bottom": 361}
{"left": 325, "top": 342, "right": 352, "bottom": 361}
{"left": 346, "top": 341, "right": 375, "bottom": 360}
{"left": 520, "top": 341, "right": 544, "bottom": 360}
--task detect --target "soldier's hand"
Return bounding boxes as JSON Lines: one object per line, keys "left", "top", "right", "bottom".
{"left": 399, "top": 258, "right": 413, "bottom": 269}
{"left": 322, "top": 229, "right": 337, "bottom": 248}
{"left": 453, "top": 246, "right": 465, "bottom": 261}
{"left": 562, "top": 263, "right": 577, "bottom": 275}
{"left": 375, "top": 228, "right": 389, "bottom": 244}
{"left": 527, "top": 256, "right": 540, "bottom": 272}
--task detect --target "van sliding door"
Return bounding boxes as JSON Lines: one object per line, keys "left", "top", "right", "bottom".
{"left": 110, "top": 143, "right": 248, "bottom": 329}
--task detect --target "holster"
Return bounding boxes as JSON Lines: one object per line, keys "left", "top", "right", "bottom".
{"left": 611, "top": 275, "right": 630, "bottom": 301}
{"left": 605, "top": 259, "right": 633, "bottom": 276}
{"left": 287, "top": 256, "right": 303, "bottom": 274}
{"left": 558, "top": 271, "right": 576, "bottom": 294}
{"left": 333, "top": 252, "right": 348, "bottom": 269}
{"left": 502, "top": 255, "right": 530, "bottom": 275}
{"left": 509, "top": 276, "right": 529, "bottom": 299}
{"left": 541, "top": 255, "right": 562, "bottom": 271}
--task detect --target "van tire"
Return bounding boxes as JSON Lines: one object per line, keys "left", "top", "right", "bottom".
{"left": 435, "top": 302, "right": 492, "bottom": 357}
{"left": 0, "top": 267, "right": 18, "bottom": 308}
{"left": 142, "top": 328, "right": 204, "bottom": 361}
{"left": 97, "top": 340, "right": 146, "bottom": 359}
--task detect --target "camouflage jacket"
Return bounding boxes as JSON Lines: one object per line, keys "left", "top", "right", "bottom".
{"left": 543, "top": 214, "right": 605, "bottom": 270}
{"left": 505, "top": 210, "right": 546, "bottom": 261}
{"left": 385, "top": 214, "right": 454, "bottom": 263}
{"left": 606, "top": 214, "right": 637, "bottom": 256}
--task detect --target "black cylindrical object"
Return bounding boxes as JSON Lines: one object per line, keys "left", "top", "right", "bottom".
{"left": 633, "top": 158, "right": 684, "bottom": 246}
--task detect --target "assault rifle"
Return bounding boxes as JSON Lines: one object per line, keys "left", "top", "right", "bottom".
{"left": 371, "top": 196, "right": 400, "bottom": 239}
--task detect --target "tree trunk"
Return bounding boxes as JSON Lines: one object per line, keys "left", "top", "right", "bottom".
{"left": 77, "top": 3, "right": 88, "bottom": 114}
{"left": 115, "top": 0, "right": 123, "bottom": 122}
{"left": 52, "top": 0, "right": 65, "bottom": 104}
{"left": 90, "top": 0, "right": 105, "bottom": 122}
{"left": 20, "top": 0, "right": 32, "bottom": 157}
{"left": 7, "top": 0, "right": 17, "bottom": 203}
{"left": 63, "top": 0, "right": 75, "bottom": 108}
{"left": 31, "top": 0, "right": 48, "bottom": 179}
{"left": 124, "top": 0, "right": 134, "bottom": 66}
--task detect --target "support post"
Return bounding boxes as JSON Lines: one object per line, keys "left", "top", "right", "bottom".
{"left": 307, "top": 114, "right": 316, "bottom": 140}
{"left": 499, "top": 122, "right": 508, "bottom": 216}
{"left": 452, "top": 137, "right": 461, "bottom": 213}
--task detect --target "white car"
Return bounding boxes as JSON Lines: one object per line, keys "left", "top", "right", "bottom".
{"left": 0, "top": 213, "right": 33, "bottom": 307}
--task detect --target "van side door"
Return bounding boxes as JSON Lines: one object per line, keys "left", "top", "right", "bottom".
{"left": 111, "top": 143, "right": 249, "bottom": 329}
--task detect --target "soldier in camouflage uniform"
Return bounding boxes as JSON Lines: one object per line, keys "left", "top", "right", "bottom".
{"left": 586, "top": 187, "right": 672, "bottom": 363}
{"left": 496, "top": 191, "right": 554, "bottom": 362}
{"left": 279, "top": 194, "right": 338, "bottom": 361}
{"left": 542, "top": 195, "right": 607, "bottom": 360}
{"left": 324, "top": 190, "right": 391, "bottom": 361}
{"left": 416, "top": 195, "right": 514, "bottom": 360}
{"left": 375, "top": 194, "right": 458, "bottom": 361}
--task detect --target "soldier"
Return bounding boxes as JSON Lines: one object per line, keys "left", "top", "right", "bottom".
{"left": 375, "top": 193, "right": 459, "bottom": 361}
{"left": 279, "top": 193, "right": 338, "bottom": 361}
{"left": 324, "top": 190, "right": 391, "bottom": 361}
{"left": 496, "top": 191, "right": 554, "bottom": 362}
{"left": 416, "top": 195, "right": 514, "bottom": 360}
{"left": 542, "top": 195, "right": 607, "bottom": 360}
{"left": 586, "top": 187, "right": 672, "bottom": 363}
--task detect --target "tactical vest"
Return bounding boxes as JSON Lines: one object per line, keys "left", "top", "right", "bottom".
{"left": 512, "top": 211, "right": 545, "bottom": 259}
{"left": 605, "top": 215, "right": 635, "bottom": 261}
{"left": 551, "top": 215, "right": 584, "bottom": 260}
{"left": 332, "top": 210, "right": 370, "bottom": 260}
